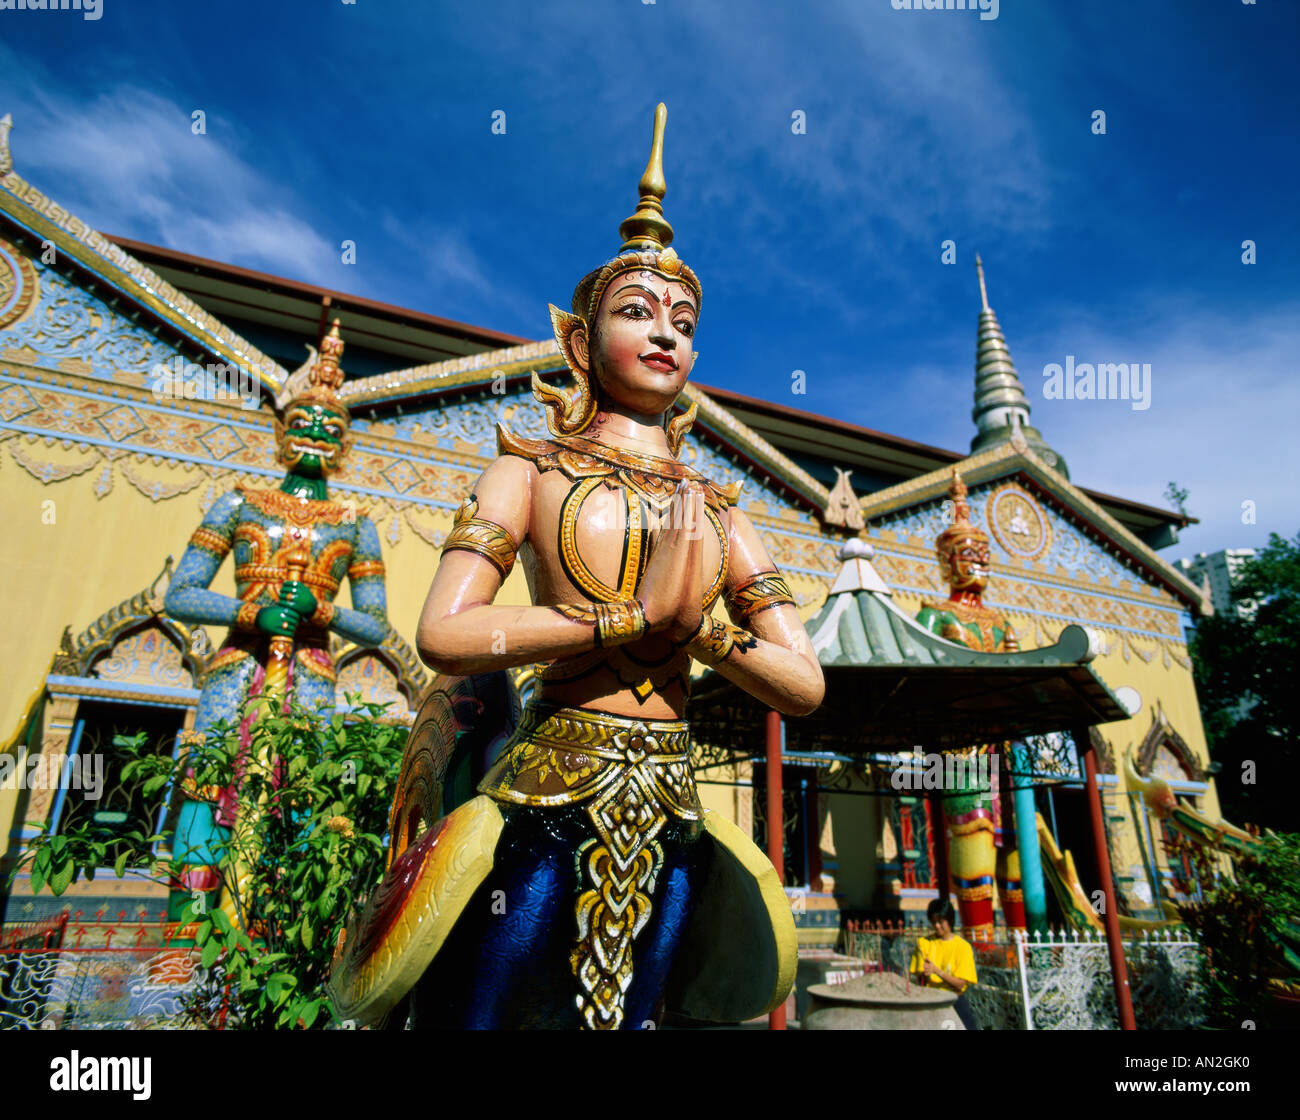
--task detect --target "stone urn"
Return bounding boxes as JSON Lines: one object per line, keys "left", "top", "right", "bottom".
{"left": 803, "top": 973, "right": 965, "bottom": 1030}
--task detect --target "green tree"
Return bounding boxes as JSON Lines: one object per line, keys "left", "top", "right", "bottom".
{"left": 1164, "top": 481, "right": 1191, "bottom": 518}
{"left": 1190, "top": 531, "right": 1300, "bottom": 832}
{"left": 11, "top": 696, "right": 404, "bottom": 1029}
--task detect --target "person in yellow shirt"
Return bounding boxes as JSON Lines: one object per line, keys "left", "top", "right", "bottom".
{"left": 910, "top": 899, "right": 979, "bottom": 1030}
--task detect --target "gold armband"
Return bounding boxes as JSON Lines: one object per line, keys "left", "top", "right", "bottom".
{"left": 189, "top": 527, "right": 231, "bottom": 558}
{"left": 441, "top": 495, "right": 518, "bottom": 580}
{"left": 235, "top": 600, "right": 261, "bottom": 631}
{"left": 310, "top": 599, "right": 336, "bottom": 628}
{"left": 553, "top": 599, "right": 647, "bottom": 648}
{"left": 725, "top": 570, "right": 795, "bottom": 623}
{"left": 684, "top": 616, "right": 756, "bottom": 666}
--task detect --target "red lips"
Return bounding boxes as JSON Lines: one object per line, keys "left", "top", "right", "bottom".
{"left": 640, "top": 351, "right": 678, "bottom": 371}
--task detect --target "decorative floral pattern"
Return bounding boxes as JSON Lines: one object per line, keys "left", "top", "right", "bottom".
{"left": 0, "top": 260, "right": 173, "bottom": 379}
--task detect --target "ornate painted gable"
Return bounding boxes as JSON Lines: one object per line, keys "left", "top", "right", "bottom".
{"left": 862, "top": 443, "right": 1209, "bottom": 668}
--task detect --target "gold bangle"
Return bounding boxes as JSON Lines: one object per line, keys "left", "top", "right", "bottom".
{"left": 594, "top": 598, "right": 647, "bottom": 648}
{"left": 684, "top": 616, "right": 754, "bottom": 666}
{"left": 189, "top": 527, "right": 231, "bottom": 558}
{"left": 553, "top": 599, "right": 647, "bottom": 648}
{"left": 235, "top": 600, "right": 261, "bottom": 631}
{"left": 725, "top": 570, "right": 795, "bottom": 623}
{"left": 441, "top": 496, "right": 518, "bottom": 579}
{"left": 310, "top": 599, "right": 336, "bottom": 628}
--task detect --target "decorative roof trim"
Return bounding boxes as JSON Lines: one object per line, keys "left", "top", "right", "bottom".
{"left": 860, "top": 442, "right": 1210, "bottom": 614}
{"left": 0, "top": 171, "right": 287, "bottom": 396}
{"left": 341, "top": 339, "right": 560, "bottom": 406}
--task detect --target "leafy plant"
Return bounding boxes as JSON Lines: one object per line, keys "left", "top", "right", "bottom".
{"left": 1179, "top": 830, "right": 1300, "bottom": 1029}
{"left": 14, "top": 694, "right": 405, "bottom": 1029}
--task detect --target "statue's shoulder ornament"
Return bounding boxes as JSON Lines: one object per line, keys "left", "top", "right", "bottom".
{"left": 496, "top": 423, "right": 742, "bottom": 512}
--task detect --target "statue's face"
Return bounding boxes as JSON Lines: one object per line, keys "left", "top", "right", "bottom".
{"left": 281, "top": 402, "right": 347, "bottom": 477}
{"left": 579, "top": 268, "right": 697, "bottom": 416}
{"left": 943, "top": 536, "right": 991, "bottom": 592}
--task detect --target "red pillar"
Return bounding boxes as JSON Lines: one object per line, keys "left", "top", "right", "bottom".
{"left": 765, "top": 708, "right": 786, "bottom": 1031}
{"left": 928, "top": 790, "right": 951, "bottom": 901}
{"left": 1079, "top": 726, "right": 1136, "bottom": 1030}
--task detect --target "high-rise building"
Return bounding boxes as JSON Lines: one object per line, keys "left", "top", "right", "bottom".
{"left": 1175, "top": 549, "right": 1257, "bottom": 619}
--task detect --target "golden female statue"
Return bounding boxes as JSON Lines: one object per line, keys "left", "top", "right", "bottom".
{"left": 329, "top": 104, "right": 823, "bottom": 1029}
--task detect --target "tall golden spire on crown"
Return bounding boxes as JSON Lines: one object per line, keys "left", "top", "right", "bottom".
{"left": 617, "top": 102, "right": 674, "bottom": 252}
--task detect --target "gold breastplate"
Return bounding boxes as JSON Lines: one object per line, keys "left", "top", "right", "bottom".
{"left": 497, "top": 423, "right": 744, "bottom": 702}
{"left": 557, "top": 476, "right": 728, "bottom": 610}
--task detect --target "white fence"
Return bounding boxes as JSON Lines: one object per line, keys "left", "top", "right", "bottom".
{"left": 966, "top": 928, "right": 1204, "bottom": 1030}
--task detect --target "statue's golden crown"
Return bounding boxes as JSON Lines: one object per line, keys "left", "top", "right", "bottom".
{"left": 568, "top": 103, "right": 702, "bottom": 325}
{"left": 538, "top": 104, "right": 701, "bottom": 443}
{"left": 276, "top": 318, "right": 350, "bottom": 419}
{"left": 935, "top": 467, "right": 989, "bottom": 556}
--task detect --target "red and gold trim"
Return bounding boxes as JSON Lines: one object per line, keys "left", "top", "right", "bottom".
{"left": 236, "top": 564, "right": 341, "bottom": 596}
{"left": 234, "top": 600, "right": 261, "bottom": 632}
{"left": 347, "top": 560, "right": 386, "bottom": 581}
{"left": 237, "top": 485, "right": 364, "bottom": 527}
{"left": 189, "top": 527, "right": 231, "bottom": 557}
{"left": 310, "top": 599, "right": 336, "bottom": 629}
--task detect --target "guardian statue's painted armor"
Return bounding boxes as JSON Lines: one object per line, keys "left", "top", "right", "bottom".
{"left": 164, "top": 324, "right": 389, "bottom": 913}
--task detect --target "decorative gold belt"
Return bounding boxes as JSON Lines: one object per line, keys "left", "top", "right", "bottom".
{"left": 477, "top": 703, "right": 701, "bottom": 1030}
{"left": 477, "top": 704, "right": 697, "bottom": 815}
{"left": 235, "top": 564, "right": 341, "bottom": 595}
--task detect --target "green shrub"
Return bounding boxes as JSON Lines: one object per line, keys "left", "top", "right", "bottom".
{"left": 15, "top": 695, "right": 404, "bottom": 1029}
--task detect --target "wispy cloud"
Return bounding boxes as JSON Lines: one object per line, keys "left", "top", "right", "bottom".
{"left": 0, "top": 49, "right": 339, "bottom": 281}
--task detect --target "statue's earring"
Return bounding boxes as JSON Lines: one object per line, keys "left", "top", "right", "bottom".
{"left": 534, "top": 304, "right": 598, "bottom": 436}
{"left": 666, "top": 399, "right": 697, "bottom": 456}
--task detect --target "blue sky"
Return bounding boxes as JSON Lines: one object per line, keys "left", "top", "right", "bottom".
{"left": 1, "top": 0, "right": 1296, "bottom": 559}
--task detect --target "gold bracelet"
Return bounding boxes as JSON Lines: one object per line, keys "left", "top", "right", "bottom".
{"left": 594, "top": 599, "right": 647, "bottom": 647}
{"left": 553, "top": 599, "right": 647, "bottom": 648}
{"left": 235, "top": 600, "right": 261, "bottom": 631}
{"left": 441, "top": 496, "right": 518, "bottom": 579}
{"left": 310, "top": 599, "right": 336, "bottom": 628}
{"left": 684, "top": 616, "right": 754, "bottom": 666}
{"left": 725, "top": 570, "right": 795, "bottom": 623}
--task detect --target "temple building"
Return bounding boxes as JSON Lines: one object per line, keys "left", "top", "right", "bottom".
{"left": 0, "top": 122, "right": 1226, "bottom": 945}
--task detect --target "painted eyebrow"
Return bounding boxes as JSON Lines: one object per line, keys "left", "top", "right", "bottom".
{"left": 611, "top": 283, "right": 698, "bottom": 315}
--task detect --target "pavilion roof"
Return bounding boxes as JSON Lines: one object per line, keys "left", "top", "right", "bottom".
{"left": 688, "top": 540, "right": 1129, "bottom": 755}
